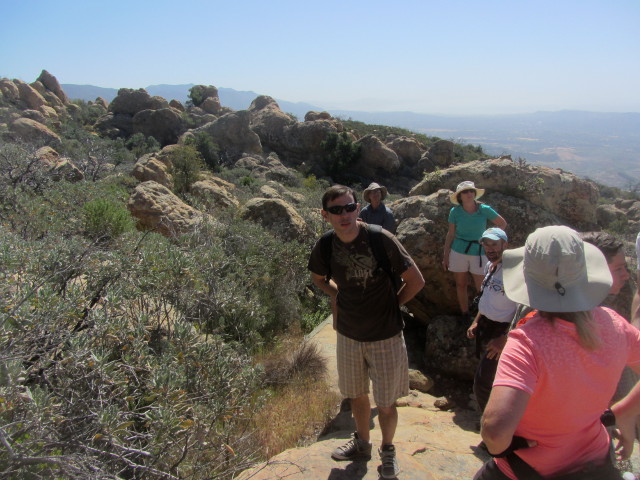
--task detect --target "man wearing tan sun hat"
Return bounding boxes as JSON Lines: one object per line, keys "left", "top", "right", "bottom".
{"left": 359, "top": 182, "right": 397, "bottom": 234}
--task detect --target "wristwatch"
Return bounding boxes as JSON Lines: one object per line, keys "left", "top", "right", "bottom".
{"left": 601, "top": 408, "right": 616, "bottom": 427}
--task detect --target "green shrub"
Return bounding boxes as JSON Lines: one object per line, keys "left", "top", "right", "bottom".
{"left": 321, "top": 131, "right": 361, "bottom": 181}
{"left": 125, "top": 132, "right": 161, "bottom": 158}
{"left": 168, "top": 144, "right": 204, "bottom": 194}
{"left": 83, "top": 198, "right": 134, "bottom": 242}
{"left": 184, "top": 131, "right": 221, "bottom": 171}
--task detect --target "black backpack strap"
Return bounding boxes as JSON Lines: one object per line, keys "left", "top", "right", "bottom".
{"left": 319, "top": 229, "right": 334, "bottom": 283}
{"left": 367, "top": 224, "right": 400, "bottom": 293}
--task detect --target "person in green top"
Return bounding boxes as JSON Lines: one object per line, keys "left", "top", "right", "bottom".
{"left": 442, "top": 181, "right": 507, "bottom": 320}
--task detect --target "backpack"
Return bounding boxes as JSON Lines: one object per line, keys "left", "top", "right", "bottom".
{"left": 319, "top": 224, "right": 401, "bottom": 293}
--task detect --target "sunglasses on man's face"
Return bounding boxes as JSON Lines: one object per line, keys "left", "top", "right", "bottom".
{"left": 325, "top": 203, "right": 358, "bottom": 215}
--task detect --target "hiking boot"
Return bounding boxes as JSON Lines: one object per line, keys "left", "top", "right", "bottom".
{"left": 331, "top": 432, "right": 372, "bottom": 461}
{"left": 379, "top": 444, "right": 400, "bottom": 479}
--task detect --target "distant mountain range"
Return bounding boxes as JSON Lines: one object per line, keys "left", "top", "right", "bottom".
{"left": 61, "top": 83, "right": 640, "bottom": 189}
{"left": 61, "top": 83, "right": 320, "bottom": 120}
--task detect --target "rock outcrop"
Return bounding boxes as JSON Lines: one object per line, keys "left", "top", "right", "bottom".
{"left": 191, "top": 178, "right": 239, "bottom": 210}
{"left": 234, "top": 152, "right": 300, "bottom": 186}
{"left": 36, "top": 70, "right": 69, "bottom": 105}
{"left": 132, "top": 107, "right": 185, "bottom": 146}
{"left": 127, "top": 181, "right": 204, "bottom": 237}
{"left": 239, "top": 197, "right": 309, "bottom": 241}
{"left": 10, "top": 117, "right": 61, "bottom": 147}
{"left": 416, "top": 139, "right": 456, "bottom": 173}
{"left": 354, "top": 134, "right": 401, "bottom": 178}
{"left": 386, "top": 135, "right": 425, "bottom": 166}
{"left": 131, "top": 148, "right": 174, "bottom": 187}
{"left": 191, "top": 110, "right": 263, "bottom": 161}
{"left": 95, "top": 88, "right": 185, "bottom": 145}
{"left": 409, "top": 157, "right": 599, "bottom": 230}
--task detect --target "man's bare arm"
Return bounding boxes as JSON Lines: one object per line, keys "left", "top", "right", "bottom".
{"left": 397, "top": 263, "right": 425, "bottom": 306}
{"left": 311, "top": 272, "right": 339, "bottom": 329}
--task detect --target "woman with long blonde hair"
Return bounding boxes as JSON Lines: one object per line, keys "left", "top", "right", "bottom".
{"left": 474, "top": 226, "right": 640, "bottom": 480}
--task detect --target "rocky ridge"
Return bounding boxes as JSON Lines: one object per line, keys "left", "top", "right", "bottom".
{"left": 2, "top": 70, "right": 639, "bottom": 477}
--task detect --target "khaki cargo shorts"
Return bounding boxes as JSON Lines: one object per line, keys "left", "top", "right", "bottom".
{"left": 337, "top": 332, "right": 409, "bottom": 408}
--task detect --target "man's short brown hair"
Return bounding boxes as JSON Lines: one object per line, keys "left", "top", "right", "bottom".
{"left": 322, "top": 185, "right": 357, "bottom": 210}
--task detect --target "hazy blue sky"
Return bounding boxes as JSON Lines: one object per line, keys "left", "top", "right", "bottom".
{"left": 1, "top": 0, "right": 638, "bottom": 114}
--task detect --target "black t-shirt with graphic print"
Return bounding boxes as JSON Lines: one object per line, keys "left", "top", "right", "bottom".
{"left": 308, "top": 223, "right": 414, "bottom": 342}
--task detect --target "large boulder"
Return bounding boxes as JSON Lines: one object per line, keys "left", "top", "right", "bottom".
{"left": 169, "top": 99, "right": 185, "bottom": 112}
{"left": 386, "top": 136, "right": 424, "bottom": 166}
{"left": 36, "top": 70, "right": 69, "bottom": 105}
{"left": 131, "top": 150, "right": 173, "bottom": 187}
{"left": 409, "top": 157, "right": 599, "bottom": 230}
{"left": 132, "top": 107, "right": 186, "bottom": 146}
{"left": 94, "top": 113, "right": 134, "bottom": 139}
{"left": 354, "top": 134, "right": 401, "bottom": 177}
{"left": 615, "top": 199, "right": 640, "bottom": 233}
{"left": 10, "top": 117, "right": 61, "bottom": 147}
{"left": 303, "top": 110, "right": 344, "bottom": 132}
{"left": 188, "top": 85, "right": 221, "bottom": 114}
{"left": 33, "top": 146, "right": 83, "bottom": 182}
{"left": 50, "top": 158, "right": 83, "bottom": 183}
{"left": 282, "top": 119, "right": 339, "bottom": 159}
{"left": 109, "top": 88, "right": 168, "bottom": 116}
{"left": 394, "top": 189, "right": 560, "bottom": 319}
{"left": 0, "top": 79, "right": 19, "bottom": 102}
{"left": 424, "top": 315, "right": 478, "bottom": 381}
{"left": 95, "top": 97, "right": 109, "bottom": 109}
{"left": 234, "top": 153, "right": 300, "bottom": 186}
{"left": 597, "top": 203, "right": 627, "bottom": 229}
{"left": 127, "top": 181, "right": 204, "bottom": 237}
{"left": 239, "top": 197, "right": 309, "bottom": 241}
{"left": 191, "top": 110, "right": 262, "bottom": 161}
{"left": 248, "top": 96, "right": 297, "bottom": 152}
{"left": 14, "top": 79, "right": 47, "bottom": 110}
{"left": 416, "top": 140, "right": 455, "bottom": 173}
{"left": 191, "top": 179, "right": 239, "bottom": 210}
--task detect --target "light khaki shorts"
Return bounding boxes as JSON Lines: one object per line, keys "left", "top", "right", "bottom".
{"left": 337, "top": 332, "right": 409, "bottom": 408}
{"left": 448, "top": 249, "right": 487, "bottom": 275}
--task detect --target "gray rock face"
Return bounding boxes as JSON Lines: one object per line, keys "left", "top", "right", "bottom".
{"left": 193, "top": 110, "right": 263, "bottom": 161}
{"left": 36, "top": 69, "right": 69, "bottom": 105}
{"left": 417, "top": 139, "right": 455, "bottom": 173}
{"left": 239, "top": 197, "right": 309, "bottom": 241}
{"left": 127, "top": 181, "right": 203, "bottom": 237}
{"left": 386, "top": 135, "right": 424, "bottom": 165}
{"left": 354, "top": 134, "right": 401, "bottom": 178}
{"left": 109, "top": 88, "right": 169, "bottom": 116}
{"left": 132, "top": 107, "right": 186, "bottom": 146}
{"left": 409, "top": 157, "right": 599, "bottom": 230}
{"left": 10, "top": 117, "right": 61, "bottom": 147}
{"left": 191, "top": 179, "right": 239, "bottom": 210}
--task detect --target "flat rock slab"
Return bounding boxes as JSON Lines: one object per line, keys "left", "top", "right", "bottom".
{"left": 238, "top": 318, "right": 640, "bottom": 479}
{"left": 238, "top": 393, "right": 489, "bottom": 479}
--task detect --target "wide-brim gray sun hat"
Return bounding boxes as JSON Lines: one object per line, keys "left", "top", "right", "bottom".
{"left": 502, "top": 225, "right": 612, "bottom": 312}
{"left": 449, "top": 181, "right": 485, "bottom": 204}
{"left": 363, "top": 182, "right": 388, "bottom": 203}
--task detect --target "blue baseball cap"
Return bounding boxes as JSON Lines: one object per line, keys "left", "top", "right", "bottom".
{"left": 480, "top": 227, "right": 507, "bottom": 242}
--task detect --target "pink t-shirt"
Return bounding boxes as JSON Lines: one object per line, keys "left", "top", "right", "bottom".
{"left": 493, "top": 307, "right": 640, "bottom": 479}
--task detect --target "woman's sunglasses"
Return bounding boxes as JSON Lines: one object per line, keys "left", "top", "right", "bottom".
{"left": 325, "top": 203, "right": 358, "bottom": 215}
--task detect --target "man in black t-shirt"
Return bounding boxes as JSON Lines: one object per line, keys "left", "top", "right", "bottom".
{"left": 308, "top": 185, "right": 424, "bottom": 479}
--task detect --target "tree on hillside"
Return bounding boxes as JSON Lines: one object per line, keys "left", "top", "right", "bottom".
{"left": 168, "top": 144, "right": 204, "bottom": 194}
{"left": 321, "top": 132, "right": 361, "bottom": 182}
